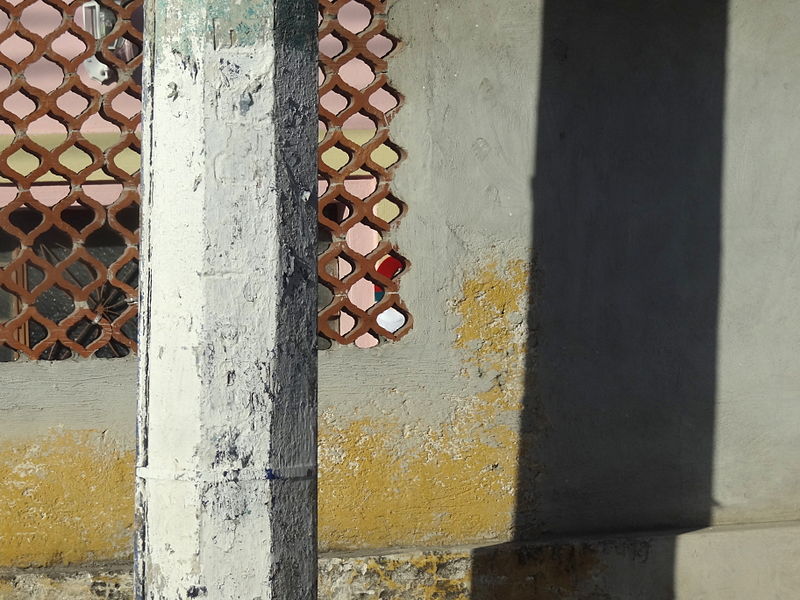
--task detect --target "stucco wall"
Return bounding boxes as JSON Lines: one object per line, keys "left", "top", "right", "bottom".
{"left": 1, "top": 0, "right": 800, "bottom": 593}
{"left": 319, "top": 0, "right": 800, "bottom": 551}
{"left": 0, "top": 360, "right": 136, "bottom": 567}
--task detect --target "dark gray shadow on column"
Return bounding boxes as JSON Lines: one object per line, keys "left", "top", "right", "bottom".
{"left": 473, "top": 2, "right": 727, "bottom": 597}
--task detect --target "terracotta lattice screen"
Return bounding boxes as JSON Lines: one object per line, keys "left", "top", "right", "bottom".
{"left": 0, "top": 0, "right": 409, "bottom": 361}
{"left": 317, "top": 0, "right": 410, "bottom": 349}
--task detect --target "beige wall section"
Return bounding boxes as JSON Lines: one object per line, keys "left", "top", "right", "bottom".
{"left": 711, "top": 0, "right": 800, "bottom": 524}
{"left": 316, "top": 0, "right": 539, "bottom": 552}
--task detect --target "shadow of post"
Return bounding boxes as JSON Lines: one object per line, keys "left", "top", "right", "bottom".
{"left": 473, "top": 1, "right": 728, "bottom": 597}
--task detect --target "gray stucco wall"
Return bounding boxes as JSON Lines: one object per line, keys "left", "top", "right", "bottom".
{"left": 318, "top": 0, "right": 537, "bottom": 444}
{"left": 1, "top": 359, "right": 136, "bottom": 445}
{"left": 711, "top": 0, "right": 800, "bottom": 525}
{"left": 522, "top": 0, "right": 800, "bottom": 532}
{"left": 384, "top": 0, "right": 800, "bottom": 535}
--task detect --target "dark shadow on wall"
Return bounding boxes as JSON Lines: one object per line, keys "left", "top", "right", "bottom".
{"left": 473, "top": 1, "right": 727, "bottom": 598}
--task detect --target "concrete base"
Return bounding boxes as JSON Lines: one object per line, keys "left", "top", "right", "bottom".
{"left": 0, "top": 567, "right": 132, "bottom": 600}
{"left": 3, "top": 521, "right": 799, "bottom": 599}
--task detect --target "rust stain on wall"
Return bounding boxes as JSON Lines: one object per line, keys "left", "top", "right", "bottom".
{"left": 0, "top": 429, "right": 134, "bottom": 567}
{"left": 319, "top": 260, "right": 530, "bottom": 551}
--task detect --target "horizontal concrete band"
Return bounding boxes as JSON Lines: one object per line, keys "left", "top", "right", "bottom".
{"left": 3, "top": 520, "right": 800, "bottom": 599}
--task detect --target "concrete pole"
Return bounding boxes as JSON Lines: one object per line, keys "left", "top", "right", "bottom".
{"left": 135, "top": 1, "right": 318, "bottom": 598}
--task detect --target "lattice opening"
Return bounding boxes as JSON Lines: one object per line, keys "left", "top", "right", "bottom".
{"left": 0, "top": 0, "right": 409, "bottom": 360}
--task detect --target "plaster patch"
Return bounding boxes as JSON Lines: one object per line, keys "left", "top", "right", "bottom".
{"left": 0, "top": 430, "right": 134, "bottom": 567}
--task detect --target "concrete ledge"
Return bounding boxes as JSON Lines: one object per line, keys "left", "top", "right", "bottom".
{"left": 0, "top": 567, "right": 132, "bottom": 600}
{"left": 3, "top": 521, "right": 800, "bottom": 599}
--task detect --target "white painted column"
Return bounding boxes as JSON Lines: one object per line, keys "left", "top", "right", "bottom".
{"left": 136, "top": 1, "right": 318, "bottom": 598}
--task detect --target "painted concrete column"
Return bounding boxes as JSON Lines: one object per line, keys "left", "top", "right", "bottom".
{"left": 136, "top": 1, "right": 318, "bottom": 598}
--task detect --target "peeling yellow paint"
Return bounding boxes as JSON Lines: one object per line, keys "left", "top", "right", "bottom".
{"left": 455, "top": 260, "right": 527, "bottom": 368}
{"left": 455, "top": 259, "right": 528, "bottom": 411}
{"left": 0, "top": 543, "right": 600, "bottom": 600}
{"left": 319, "top": 415, "right": 517, "bottom": 551}
{"left": 0, "top": 572, "right": 133, "bottom": 600}
{"left": 0, "top": 581, "right": 13, "bottom": 598}
{"left": 347, "top": 552, "right": 471, "bottom": 600}
{"left": 319, "top": 260, "right": 530, "bottom": 551}
{"left": 0, "top": 429, "right": 134, "bottom": 567}
{"left": 366, "top": 553, "right": 471, "bottom": 600}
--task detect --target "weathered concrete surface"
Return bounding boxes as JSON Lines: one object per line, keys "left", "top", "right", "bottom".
{"left": 5, "top": 521, "right": 800, "bottom": 599}
{"left": 136, "top": 0, "right": 318, "bottom": 597}
{"left": 0, "top": 570, "right": 132, "bottom": 600}
{"left": 323, "top": 0, "right": 800, "bottom": 551}
{"left": 522, "top": 0, "right": 800, "bottom": 539}
{"left": 319, "top": 260, "right": 528, "bottom": 550}
{"left": 0, "top": 359, "right": 136, "bottom": 441}
{"left": 0, "top": 430, "right": 133, "bottom": 568}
